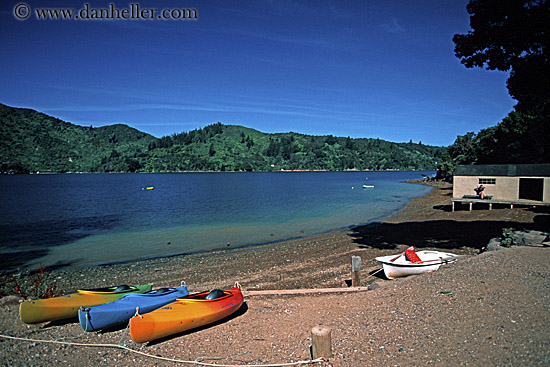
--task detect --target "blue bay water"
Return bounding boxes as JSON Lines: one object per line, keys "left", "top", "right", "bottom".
{"left": 0, "top": 171, "right": 433, "bottom": 272}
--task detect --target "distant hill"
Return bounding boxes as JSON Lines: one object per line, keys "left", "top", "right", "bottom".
{"left": 0, "top": 103, "right": 445, "bottom": 173}
{"left": 0, "top": 104, "right": 155, "bottom": 173}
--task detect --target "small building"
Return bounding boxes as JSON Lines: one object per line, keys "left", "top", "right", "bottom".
{"left": 451, "top": 164, "right": 550, "bottom": 211}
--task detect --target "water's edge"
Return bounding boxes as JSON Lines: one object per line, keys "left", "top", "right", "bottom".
{"left": 38, "top": 181, "right": 433, "bottom": 273}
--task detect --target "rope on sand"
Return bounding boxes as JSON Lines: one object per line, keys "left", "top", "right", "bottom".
{"left": 0, "top": 334, "right": 327, "bottom": 367}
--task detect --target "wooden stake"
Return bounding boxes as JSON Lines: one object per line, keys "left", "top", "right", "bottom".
{"left": 351, "top": 255, "right": 361, "bottom": 287}
{"left": 311, "top": 326, "right": 332, "bottom": 359}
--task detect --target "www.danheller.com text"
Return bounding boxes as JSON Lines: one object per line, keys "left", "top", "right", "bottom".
{"left": 13, "top": 3, "right": 198, "bottom": 21}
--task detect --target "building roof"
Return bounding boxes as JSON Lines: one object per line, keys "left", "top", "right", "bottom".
{"left": 454, "top": 164, "right": 550, "bottom": 177}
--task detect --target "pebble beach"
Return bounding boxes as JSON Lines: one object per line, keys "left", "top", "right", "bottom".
{"left": 1, "top": 180, "right": 549, "bottom": 366}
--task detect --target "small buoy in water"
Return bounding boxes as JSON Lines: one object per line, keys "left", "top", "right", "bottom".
{"left": 226, "top": 242, "right": 230, "bottom": 247}
{"left": 352, "top": 186, "right": 354, "bottom": 189}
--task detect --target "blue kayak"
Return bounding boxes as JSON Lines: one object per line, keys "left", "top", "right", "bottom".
{"left": 78, "top": 285, "right": 189, "bottom": 331}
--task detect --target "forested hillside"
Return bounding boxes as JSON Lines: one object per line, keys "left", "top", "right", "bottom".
{"left": 0, "top": 103, "right": 444, "bottom": 173}
{"left": 143, "top": 123, "right": 443, "bottom": 172}
{"left": 0, "top": 104, "right": 155, "bottom": 173}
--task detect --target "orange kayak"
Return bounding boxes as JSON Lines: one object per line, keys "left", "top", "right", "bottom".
{"left": 19, "top": 284, "right": 152, "bottom": 324}
{"left": 129, "top": 285, "right": 244, "bottom": 343}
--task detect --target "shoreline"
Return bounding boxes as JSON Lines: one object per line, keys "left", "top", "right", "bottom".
{"left": 1, "top": 180, "right": 548, "bottom": 366}
{"left": 3, "top": 179, "right": 546, "bottom": 294}
{"left": 15, "top": 169, "right": 435, "bottom": 174}
{"left": 2, "top": 176, "right": 432, "bottom": 275}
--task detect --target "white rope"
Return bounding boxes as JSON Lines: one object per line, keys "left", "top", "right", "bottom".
{"left": 0, "top": 334, "right": 327, "bottom": 366}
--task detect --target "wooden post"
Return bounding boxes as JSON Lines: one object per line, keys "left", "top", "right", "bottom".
{"left": 311, "top": 326, "right": 332, "bottom": 359}
{"left": 351, "top": 255, "right": 361, "bottom": 287}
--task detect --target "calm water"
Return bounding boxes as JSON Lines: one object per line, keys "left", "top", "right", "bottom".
{"left": 0, "top": 171, "right": 433, "bottom": 272}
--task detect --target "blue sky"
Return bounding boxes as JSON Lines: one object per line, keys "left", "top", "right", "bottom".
{"left": 0, "top": 0, "right": 514, "bottom": 146}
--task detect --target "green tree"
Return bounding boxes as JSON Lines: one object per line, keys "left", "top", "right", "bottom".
{"left": 447, "top": 132, "right": 478, "bottom": 165}
{"left": 436, "top": 0, "right": 550, "bottom": 180}
{"left": 453, "top": 0, "right": 550, "bottom": 115}
{"left": 436, "top": 132, "right": 479, "bottom": 180}
{"left": 476, "top": 111, "right": 549, "bottom": 164}
{"left": 345, "top": 136, "right": 354, "bottom": 149}
{"left": 438, "top": 111, "right": 550, "bottom": 181}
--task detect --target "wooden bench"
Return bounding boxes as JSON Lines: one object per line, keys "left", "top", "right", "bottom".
{"left": 451, "top": 197, "right": 550, "bottom": 212}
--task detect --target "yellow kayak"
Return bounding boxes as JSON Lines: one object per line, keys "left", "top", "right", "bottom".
{"left": 130, "top": 285, "right": 244, "bottom": 343}
{"left": 19, "top": 284, "right": 152, "bottom": 324}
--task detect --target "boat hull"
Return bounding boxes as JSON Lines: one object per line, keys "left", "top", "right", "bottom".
{"left": 381, "top": 262, "right": 442, "bottom": 279}
{"left": 129, "top": 286, "right": 244, "bottom": 343}
{"left": 376, "top": 251, "right": 459, "bottom": 279}
{"left": 78, "top": 286, "right": 189, "bottom": 331}
{"left": 19, "top": 284, "right": 152, "bottom": 324}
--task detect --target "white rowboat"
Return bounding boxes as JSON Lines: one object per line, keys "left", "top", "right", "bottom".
{"left": 375, "top": 250, "right": 459, "bottom": 279}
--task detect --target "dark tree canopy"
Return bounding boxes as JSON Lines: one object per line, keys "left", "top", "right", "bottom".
{"left": 437, "top": 110, "right": 550, "bottom": 180}
{"left": 453, "top": 0, "right": 550, "bottom": 115}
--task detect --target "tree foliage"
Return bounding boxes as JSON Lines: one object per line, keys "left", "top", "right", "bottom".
{"left": 0, "top": 104, "right": 444, "bottom": 174}
{"left": 438, "top": 111, "right": 550, "bottom": 180}
{"left": 438, "top": 0, "right": 550, "bottom": 180}
{"left": 0, "top": 104, "right": 154, "bottom": 173}
{"left": 453, "top": 0, "right": 550, "bottom": 116}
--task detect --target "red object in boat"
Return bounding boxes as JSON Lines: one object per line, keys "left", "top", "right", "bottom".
{"left": 405, "top": 249, "right": 422, "bottom": 263}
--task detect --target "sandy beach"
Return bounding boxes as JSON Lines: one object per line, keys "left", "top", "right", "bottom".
{"left": 1, "top": 180, "right": 549, "bottom": 366}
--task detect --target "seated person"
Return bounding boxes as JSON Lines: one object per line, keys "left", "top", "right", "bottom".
{"left": 474, "top": 184, "right": 486, "bottom": 199}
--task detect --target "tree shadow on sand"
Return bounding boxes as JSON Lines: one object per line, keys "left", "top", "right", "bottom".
{"left": 349, "top": 215, "right": 550, "bottom": 252}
